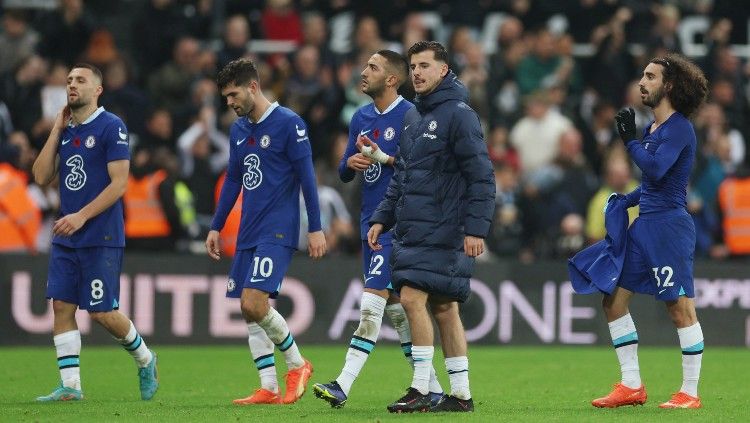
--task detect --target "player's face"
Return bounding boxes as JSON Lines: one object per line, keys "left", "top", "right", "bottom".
{"left": 66, "top": 67, "right": 102, "bottom": 110}
{"left": 360, "top": 54, "right": 390, "bottom": 97}
{"left": 638, "top": 63, "right": 667, "bottom": 108}
{"left": 222, "top": 81, "right": 256, "bottom": 117}
{"left": 410, "top": 50, "right": 447, "bottom": 95}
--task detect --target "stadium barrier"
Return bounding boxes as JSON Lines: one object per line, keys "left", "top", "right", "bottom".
{"left": 2, "top": 254, "right": 748, "bottom": 346}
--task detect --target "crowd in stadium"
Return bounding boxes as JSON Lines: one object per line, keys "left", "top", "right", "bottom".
{"left": 1, "top": 0, "right": 748, "bottom": 262}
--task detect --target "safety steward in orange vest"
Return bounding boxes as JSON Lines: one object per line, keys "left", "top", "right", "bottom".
{"left": 214, "top": 171, "right": 242, "bottom": 256}
{"left": 718, "top": 176, "right": 750, "bottom": 255}
{"left": 123, "top": 148, "right": 179, "bottom": 250}
{"left": 0, "top": 162, "right": 41, "bottom": 253}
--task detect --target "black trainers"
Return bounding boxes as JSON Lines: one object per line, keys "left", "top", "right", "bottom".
{"left": 387, "top": 387, "right": 432, "bottom": 413}
{"left": 430, "top": 394, "right": 474, "bottom": 412}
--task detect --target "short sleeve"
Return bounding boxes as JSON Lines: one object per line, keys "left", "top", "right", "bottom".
{"left": 105, "top": 120, "right": 131, "bottom": 162}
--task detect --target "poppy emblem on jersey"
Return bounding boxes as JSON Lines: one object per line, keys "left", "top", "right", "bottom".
{"left": 373, "top": 128, "right": 380, "bottom": 139}
{"left": 364, "top": 162, "right": 381, "bottom": 183}
{"left": 260, "top": 135, "right": 270, "bottom": 148}
{"left": 85, "top": 136, "right": 96, "bottom": 148}
{"left": 428, "top": 120, "right": 437, "bottom": 131}
{"left": 73, "top": 138, "right": 81, "bottom": 147}
{"left": 227, "top": 278, "right": 236, "bottom": 292}
{"left": 384, "top": 127, "right": 395, "bottom": 141}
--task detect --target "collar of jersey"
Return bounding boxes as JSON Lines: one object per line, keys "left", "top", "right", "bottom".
{"left": 374, "top": 95, "right": 404, "bottom": 115}
{"left": 248, "top": 102, "right": 279, "bottom": 124}
{"left": 68, "top": 106, "right": 105, "bottom": 127}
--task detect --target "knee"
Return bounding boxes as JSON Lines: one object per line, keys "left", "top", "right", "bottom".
{"left": 668, "top": 307, "right": 696, "bottom": 327}
{"left": 432, "top": 303, "right": 458, "bottom": 325}
{"left": 601, "top": 295, "right": 626, "bottom": 318}
{"left": 240, "top": 297, "right": 268, "bottom": 322}
{"left": 88, "top": 311, "right": 112, "bottom": 327}
{"left": 52, "top": 300, "right": 75, "bottom": 316}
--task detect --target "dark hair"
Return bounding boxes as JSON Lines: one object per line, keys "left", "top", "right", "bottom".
{"left": 407, "top": 41, "right": 449, "bottom": 64}
{"left": 216, "top": 58, "right": 259, "bottom": 91}
{"left": 72, "top": 62, "right": 103, "bottom": 84}
{"left": 376, "top": 49, "right": 409, "bottom": 87}
{"left": 650, "top": 53, "right": 708, "bottom": 117}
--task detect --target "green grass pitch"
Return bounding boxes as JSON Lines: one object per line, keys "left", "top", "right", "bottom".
{"left": 1, "top": 345, "right": 746, "bottom": 422}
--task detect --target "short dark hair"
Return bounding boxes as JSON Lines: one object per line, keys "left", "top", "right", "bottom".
{"left": 376, "top": 49, "right": 409, "bottom": 87}
{"left": 216, "top": 58, "right": 259, "bottom": 91}
{"left": 407, "top": 41, "right": 449, "bottom": 64}
{"left": 650, "top": 53, "right": 708, "bottom": 117}
{"left": 72, "top": 63, "right": 103, "bottom": 84}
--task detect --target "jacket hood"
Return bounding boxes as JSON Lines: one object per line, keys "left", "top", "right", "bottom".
{"left": 414, "top": 70, "right": 469, "bottom": 113}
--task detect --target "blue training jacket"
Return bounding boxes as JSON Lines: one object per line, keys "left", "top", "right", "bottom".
{"left": 370, "top": 71, "right": 495, "bottom": 302}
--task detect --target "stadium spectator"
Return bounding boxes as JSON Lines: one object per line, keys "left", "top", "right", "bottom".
{"left": 0, "top": 55, "right": 46, "bottom": 148}
{"left": 100, "top": 58, "right": 150, "bottom": 137}
{"left": 147, "top": 36, "right": 204, "bottom": 115}
{"left": 139, "top": 108, "right": 175, "bottom": 153}
{"left": 486, "top": 163, "right": 524, "bottom": 258}
{"left": 0, "top": 137, "right": 41, "bottom": 254}
{"left": 131, "top": 0, "right": 188, "bottom": 83}
{"left": 0, "top": 9, "right": 39, "bottom": 75}
{"left": 217, "top": 14, "right": 251, "bottom": 71}
{"left": 515, "top": 26, "right": 581, "bottom": 97}
{"left": 585, "top": 154, "right": 639, "bottom": 243}
{"left": 35, "top": 0, "right": 93, "bottom": 67}
{"left": 261, "top": 0, "right": 303, "bottom": 45}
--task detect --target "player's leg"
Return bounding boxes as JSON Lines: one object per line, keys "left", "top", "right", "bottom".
{"left": 37, "top": 245, "right": 83, "bottom": 401}
{"left": 227, "top": 249, "right": 280, "bottom": 405}
{"left": 240, "top": 244, "right": 311, "bottom": 404}
{"left": 661, "top": 297, "right": 702, "bottom": 408}
{"left": 384, "top": 294, "right": 444, "bottom": 404}
{"left": 387, "top": 284, "right": 432, "bottom": 413}
{"left": 593, "top": 223, "right": 647, "bottom": 408}
{"left": 429, "top": 297, "right": 474, "bottom": 412}
{"left": 649, "top": 214, "right": 702, "bottom": 409}
{"left": 314, "top": 242, "right": 390, "bottom": 407}
{"left": 83, "top": 247, "right": 158, "bottom": 400}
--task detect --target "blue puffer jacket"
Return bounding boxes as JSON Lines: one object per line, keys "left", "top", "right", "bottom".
{"left": 370, "top": 71, "right": 496, "bottom": 302}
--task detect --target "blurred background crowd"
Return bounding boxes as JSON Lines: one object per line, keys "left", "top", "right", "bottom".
{"left": 1, "top": 0, "right": 749, "bottom": 263}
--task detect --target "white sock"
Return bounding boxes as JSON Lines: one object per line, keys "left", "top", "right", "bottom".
{"left": 386, "top": 303, "right": 443, "bottom": 394}
{"left": 258, "top": 307, "right": 304, "bottom": 369}
{"left": 118, "top": 321, "right": 153, "bottom": 368}
{"left": 336, "top": 293, "right": 386, "bottom": 395}
{"left": 608, "top": 313, "right": 641, "bottom": 389}
{"left": 247, "top": 322, "right": 278, "bottom": 393}
{"left": 410, "top": 346, "right": 433, "bottom": 395}
{"left": 678, "top": 322, "right": 703, "bottom": 397}
{"left": 445, "top": 356, "right": 471, "bottom": 400}
{"left": 54, "top": 330, "right": 81, "bottom": 390}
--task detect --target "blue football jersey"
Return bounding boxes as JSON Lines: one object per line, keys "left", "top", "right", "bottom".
{"left": 629, "top": 112, "right": 695, "bottom": 214}
{"left": 54, "top": 107, "right": 130, "bottom": 248}
{"left": 226, "top": 102, "right": 312, "bottom": 249}
{"left": 338, "top": 96, "right": 412, "bottom": 241}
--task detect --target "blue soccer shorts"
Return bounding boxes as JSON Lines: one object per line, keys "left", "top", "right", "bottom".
{"left": 46, "top": 244, "right": 123, "bottom": 311}
{"left": 227, "top": 243, "right": 295, "bottom": 299}
{"left": 619, "top": 209, "right": 696, "bottom": 301}
{"left": 361, "top": 240, "right": 393, "bottom": 291}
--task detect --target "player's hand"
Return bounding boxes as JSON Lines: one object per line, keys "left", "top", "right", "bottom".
{"left": 54, "top": 106, "right": 71, "bottom": 130}
{"left": 615, "top": 107, "right": 637, "bottom": 144}
{"left": 205, "top": 230, "right": 221, "bottom": 260}
{"left": 464, "top": 235, "right": 484, "bottom": 257}
{"left": 359, "top": 136, "right": 390, "bottom": 164}
{"left": 367, "top": 224, "right": 384, "bottom": 251}
{"left": 52, "top": 212, "right": 87, "bottom": 237}
{"left": 308, "top": 230, "right": 327, "bottom": 259}
{"left": 347, "top": 153, "right": 373, "bottom": 171}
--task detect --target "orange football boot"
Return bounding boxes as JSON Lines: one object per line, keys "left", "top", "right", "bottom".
{"left": 233, "top": 388, "right": 281, "bottom": 405}
{"left": 592, "top": 383, "right": 647, "bottom": 408}
{"left": 659, "top": 392, "right": 702, "bottom": 409}
{"left": 282, "top": 359, "right": 313, "bottom": 404}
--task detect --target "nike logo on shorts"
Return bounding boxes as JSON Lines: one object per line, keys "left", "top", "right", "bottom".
{"left": 89, "top": 300, "right": 103, "bottom": 306}
{"left": 250, "top": 277, "right": 266, "bottom": 283}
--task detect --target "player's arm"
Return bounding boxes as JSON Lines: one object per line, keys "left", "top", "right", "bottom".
{"left": 626, "top": 131, "right": 688, "bottom": 181}
{"left": 359, "top": 136, "right": 394, "bottom": 166}
{"left": 292, "top": 155, "right": 327, "bottom": 258}
{"left": 206, "top": 142, "right": 241, "bottom": 260}
{"left": 32, "top": 106, "right": 69, "bottom": 186}
{"left": 339, "top": 118, "right": 372, "bottom": 181}
{"left": 451, "top": 107, "right": 496, "bottom": 257}
{"left": 53, "top": 159, "right": 129, "bottom": 237}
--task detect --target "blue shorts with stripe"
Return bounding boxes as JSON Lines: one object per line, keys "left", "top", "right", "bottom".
{"left": 46, "top": 244, "right": 122, "bottom": 311}
{"left": 361, "top": 240, "right": 393, "bottom": 291}
{"left": 227, "top": 244, "right": 294, "bottom": 299}
{"left": 618, "top": 209, "right": 695, "bottom": 301}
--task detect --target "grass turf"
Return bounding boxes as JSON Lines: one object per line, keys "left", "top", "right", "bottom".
{"left": 1, "top": 345, "right": 746, "bottom": 422}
